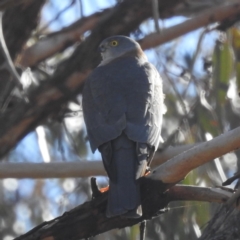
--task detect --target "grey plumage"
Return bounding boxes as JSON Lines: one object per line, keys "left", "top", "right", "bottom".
{"left": 82, "top": 35, "right": 163, "bottom": 218}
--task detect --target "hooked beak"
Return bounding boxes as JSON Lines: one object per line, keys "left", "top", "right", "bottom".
{"left": 98, "top": 44, "right": 106, "bottom": 53}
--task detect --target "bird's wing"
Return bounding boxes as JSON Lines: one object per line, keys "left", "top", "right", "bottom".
{"left": 82, "top": 59, "right": 127, "bottom": 152}
{"left": 124, "top": 61, "right": 163, "bottom": 149}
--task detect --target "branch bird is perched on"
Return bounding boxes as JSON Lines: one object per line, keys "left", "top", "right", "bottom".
{"left": 82, "top": 35, "right": 163, "bottom": 218}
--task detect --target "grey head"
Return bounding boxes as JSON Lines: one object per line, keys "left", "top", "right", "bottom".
{"left": 98, "top": 35, "right": 146, "bottom": 66}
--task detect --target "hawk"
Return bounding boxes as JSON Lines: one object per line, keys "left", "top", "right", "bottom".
{"left": 82, "top": 35, "right": 163, "bottom": 218}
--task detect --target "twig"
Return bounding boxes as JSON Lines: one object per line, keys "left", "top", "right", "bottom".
{"left": 62, "top": 119, "right": 80, "bottom": 156}
{"left": 78, "top": 0, "right": 83, "bottom": 18}
{"left": 152, "top": 0, "right": 161, "bottom": 33}
{"left": 160, "top": 97, "right": 198, "bottom": 150}
{"left": 0, "top": 12, "right": 22, "bottom": 89}
{"left": 38, "top": 0, "right": 76, "bottom": 33}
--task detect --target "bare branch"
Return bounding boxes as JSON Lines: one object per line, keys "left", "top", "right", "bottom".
{"left": 0, "top": 144, "right": 195, "bottom": 178}
{"left": 19, "top": 11, "right": 105, "bottom": 67}
{"left": 168, "top": 185, "right": 233, "bottom": 203}
{"left": 0, "top": 161, "right": 104, "bottom": 179}
{"left": 140, "top": 1, "right": 240, "bottom": 50}
{"left": 0, "top": 12, "right": 22, "bottom": 89}
{"left": 20, "top": 1, "right": 240, "bottom": 69}
{"left": 152, "top": 0, "right": 161, "bottom": 33}
{"left": 14, "top": 183, "right": 233, "bottom": 240}
{"left": 151, "top": 126, "right": 240, "bottom": 183}
{"left": 38, "top": 0, "right": 76, "bottom": 33}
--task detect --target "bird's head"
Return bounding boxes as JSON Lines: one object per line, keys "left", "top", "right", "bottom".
{"left": 98, "top": 35, "right": 146, "bottom": 65}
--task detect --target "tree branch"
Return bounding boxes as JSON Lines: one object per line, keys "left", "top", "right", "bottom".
{"left": 0, "top": 0, "right": 45, "bottom": 108}
{"left": 140, "top": 0, "right": 240, "bottom": 49}
{"left": 19, "top": 11, "right": 107, "bottom": 67}
{"left": 15, "top": 183, "right": 233, "bottom": 240}
{"left": 19, "top": 1, "right": 240, "bottom": 67}
{"left": 168, "top": 185, "right": 233, "bottom": 203}
{"left": 151, "top": 126, "right": 240, "bottom": 183}
{"left": 13, "top": 126, "right": 240, "bottom": 239}
{"left": 0, "top": 144, "right": 195, "bottom": 178}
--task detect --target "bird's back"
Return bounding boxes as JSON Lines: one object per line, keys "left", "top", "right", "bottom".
{"left": 83, "top": 55, "right": 163, "bottom": 152}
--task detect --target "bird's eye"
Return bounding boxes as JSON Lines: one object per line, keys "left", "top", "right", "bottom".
{"left": 110, "top": 40, "right": 118, "bottom": 47}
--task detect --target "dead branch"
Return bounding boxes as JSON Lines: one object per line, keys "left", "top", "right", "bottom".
{"left": 14, "top": 182, "right": 232, "bottom": 240}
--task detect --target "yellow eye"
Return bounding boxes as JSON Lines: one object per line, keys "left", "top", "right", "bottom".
{"left": 110, "top": 40, "right": 118, "bottom": 47}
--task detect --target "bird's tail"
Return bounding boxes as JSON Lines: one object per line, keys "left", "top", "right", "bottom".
{"left": 106, "top": 133, "right": 147, "bottom": 218}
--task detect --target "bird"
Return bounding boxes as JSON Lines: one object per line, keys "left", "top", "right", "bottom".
{"left": 82, "top": 35, "right": 163, "bottom": 218}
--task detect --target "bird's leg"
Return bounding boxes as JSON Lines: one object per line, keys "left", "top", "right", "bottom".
{"left": 90, "top": 177, "right": 109, "bottom": 199}
{"left": 144, "top": 167, "right": 151, "bottom": 176}
{"left": 99, "top": 186, "right": 109, "bottom": 193}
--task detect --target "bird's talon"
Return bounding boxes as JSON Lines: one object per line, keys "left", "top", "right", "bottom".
{"left": 99, "top": 186, "right": 109, "bottom": 193}
{"left": 144, "top": 169, "right": 151, "bottom": 176}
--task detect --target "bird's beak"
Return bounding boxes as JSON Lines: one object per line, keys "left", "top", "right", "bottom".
{"left": 98, "top": 44, "right": 106, "bottom": 53}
